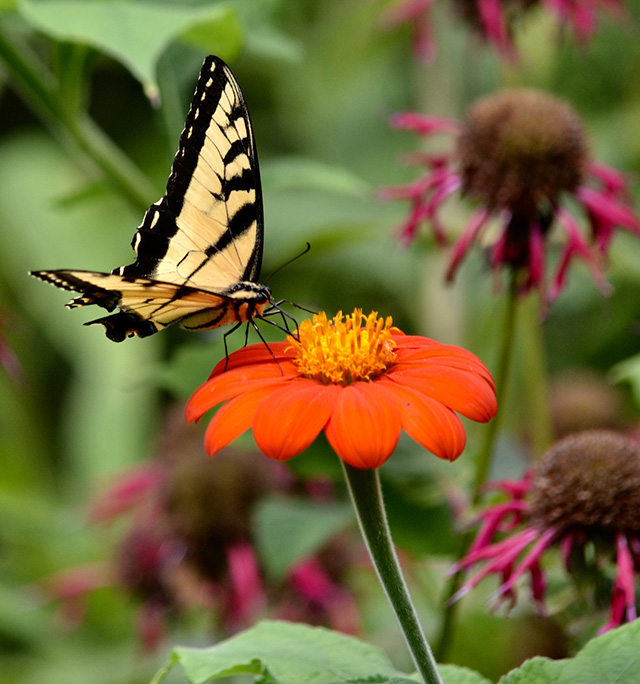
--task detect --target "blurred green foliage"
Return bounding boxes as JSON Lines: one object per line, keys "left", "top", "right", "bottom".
{"left": 1, "top": 0, "right": 640, "bottom": 683}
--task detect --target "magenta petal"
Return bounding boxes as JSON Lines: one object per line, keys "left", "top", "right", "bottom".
{"left": 587, "top": 161, "right": 629, "bottom": 194}
{"left": 578, "top": 186, "right": 640, "bottom": 233}
{"left": 225, "top": 541, "right": 266, "bottom": 627}
{"left": 289, "top": 557, "right": 338, "bottom": 604}
{"left": 449, "top": 526, "right": 545, "bottom": 610}
{"left": 495, "top": 527, "right": 555, "bottom": 597}
{"left": 527, "top": 222, "right": 546, "bottom": 290}
{"left": 412, "top": 6, "right": 436, "bottom": 65}
{"left": 446, "top": 208, "right": 491, "bottom": 281}
{"left": 476, "top": 0, "right": 514, "bottom": 58}
{"left": 552, "top": 208, "right": 611, "bottom": 301}
{"left": 467, "top": 500, "right": 528, "bottom": 555}
{"left": 389, "top": 111, "right": 461, "bottom": 135}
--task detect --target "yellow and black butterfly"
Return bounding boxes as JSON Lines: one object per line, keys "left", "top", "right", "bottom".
{"left": 31, "top": 56, "right": 293, "bottom": 346}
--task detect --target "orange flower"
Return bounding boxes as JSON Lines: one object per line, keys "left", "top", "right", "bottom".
{"left": 186, "top": 310, "right": 497, "bottom": 469}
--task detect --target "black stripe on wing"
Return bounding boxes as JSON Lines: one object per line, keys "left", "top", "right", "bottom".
{"left": 120, "top": 56, "right": 264, "bottom": 284}
{"left": 86, "top": 312, "right": 158, "bottom": 342}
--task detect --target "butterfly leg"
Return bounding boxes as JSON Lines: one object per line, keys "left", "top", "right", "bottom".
{"left": 223, "top": 321, "right": 243, "bottom": 370}
{"left": 250, "top": 319, "right": 284, "bottom": 375}
{"left": 262, "top": 301, "right": 302, "bottom": 339}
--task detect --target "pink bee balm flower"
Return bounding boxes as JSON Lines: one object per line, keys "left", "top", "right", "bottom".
{"left": 452, "top": 431, "right": 640, "bottom": 632}
{"left": 381, "top": 0, "right": 624, "bottom": 62}
{"left": 382, "top": 89, "right": 640, "bottom": 302}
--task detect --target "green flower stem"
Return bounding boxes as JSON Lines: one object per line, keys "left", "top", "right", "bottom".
{"left": 0, "top": 28, "right": 156, "bottom": 210}
{"left": 341, "top": 461, "right": 444, "bottom": 684}
{"left": 520, "top": 296, "right": 552, "bottom": 457}
{"left": 471, "top": 274, "right": 519, "bottom": 500}
{"left": 434, "top": 274, "right": 520, "bottom": 661}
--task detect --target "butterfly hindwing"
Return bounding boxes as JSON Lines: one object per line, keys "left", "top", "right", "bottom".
{"left": 30, "top": 56, "right": 272, "bottom": 341}
{"left": 30, "top": 269, "right": 256, "bottom": 342}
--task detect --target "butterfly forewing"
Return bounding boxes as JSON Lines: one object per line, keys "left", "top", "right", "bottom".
{"left": 147, "top": 57, "right": 263, "bottom": 290}
{"left": 30, "top": 56, "right": 270, "bottom": 341}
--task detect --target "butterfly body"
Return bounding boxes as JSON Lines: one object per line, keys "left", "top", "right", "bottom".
{"left": 31, "top": 56, "right": 274, "bottom": 342}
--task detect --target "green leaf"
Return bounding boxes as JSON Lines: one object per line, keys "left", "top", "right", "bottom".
{"left": 439, "top": 665, "right": 493, "bottom": 684}
{"left": 18, "top": 0, "right": 244, "bottom": 97}
{"left": 159, "top": 620, "right": 415, "bottom": 684}
{"left": 254, "top": 498, "right": 353, "bottom": 580}
{"left": 179, "top": 13, "right": 243, "bottom": 59}
{"left": 155, "top": 621, "right": 491, "bottom": 684}
{"left": 499, "top": 620, "right": 640, "bottom": 684}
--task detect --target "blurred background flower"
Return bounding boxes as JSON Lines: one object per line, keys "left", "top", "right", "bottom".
{"left": 452, "top": 431, "right": 640, "bottom": 635}
{"left": 45, "top": 408, "right": 360, "bottom": 651}
{"left": 382, "top": 89, "right": 640, "bottom": 302}
{"left": 381, "top": 0, "right": 624, "bottom": 62}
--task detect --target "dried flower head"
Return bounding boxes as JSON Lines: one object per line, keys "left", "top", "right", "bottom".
{"left": 457, "top": 91, "right": 587, "bottom": 216}
{"left": 452, "top": 430, "right": 640, "bottom": 632}
{"left": 528, "top": 431, "right": 640, "bottom": 535}
{"left": 382, "top": 89, "right": 640, "bottom": 301}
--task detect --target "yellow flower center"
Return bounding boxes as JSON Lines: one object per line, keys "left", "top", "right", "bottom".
{"left": 289, "top": 309, "right": 399, "bottom": 385}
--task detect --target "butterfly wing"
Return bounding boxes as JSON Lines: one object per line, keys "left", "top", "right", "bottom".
{"left": 30, "top": 56, "right": 268, "bottom": 341}
{"left": 30, "top": 269, "right": 264, "bottom": 342}
{"left": 127, "top": 55, "right": 264, "bottom": 289}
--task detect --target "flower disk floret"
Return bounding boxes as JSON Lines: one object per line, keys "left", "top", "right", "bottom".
{"left": 290, "top": 311, "right": 398, "bottom": 384}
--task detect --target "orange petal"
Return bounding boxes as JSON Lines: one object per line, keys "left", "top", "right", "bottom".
{"left": 388, "top": 366, "right": 497, "bottom": 422}
{"left": 186, "top": 370, "right": 292, "bottom": 423}
{"left": 377, "top": 379, "right": 467, "bottom": 461}
{"left": 325, "top": 383, "right": 401, "bottom": 469}
{"left": 209, "top": 342, "right": 293, "bottom": 378}
{"left": 203, "top": 383, "right": 285, "bottom": 456}
{"left": 395, "top": 338, "right": 495, "bottom": 386}
{"left": 253, "top": 380, "right": 340, "bottom": 460}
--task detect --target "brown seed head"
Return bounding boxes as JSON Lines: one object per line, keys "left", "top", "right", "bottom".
{"left": 457, "top": 90, "right": 588, "bottom": 216}
{"left": 529, "top": 430, "right": 640, "bottom": 535}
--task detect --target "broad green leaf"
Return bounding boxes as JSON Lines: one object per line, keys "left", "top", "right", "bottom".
{"left": 156, "top": 620, "right": 489, "bottom": 684}
{"left": 439, "top": 665, "right": 493, "bottom": 684}
{"left": 179, "top": 15, "right": 242, "bottom": 59}
{"left": 19, "top": 0, "right": 244, "bottom": 97}
{"left": 499, "top": 620, "right": 640, "bottom": 684}
{"left": 254, "top": 498, "right": 353, "bottom": 580}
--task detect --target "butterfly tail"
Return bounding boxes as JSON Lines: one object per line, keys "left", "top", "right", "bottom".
{"left": 85, "top": 312, "right": 158, "bottom": 342}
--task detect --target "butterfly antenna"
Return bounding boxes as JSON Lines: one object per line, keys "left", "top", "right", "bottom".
{"left": 263, "top": 243, "right": 311, "bottom": 285}
{"left": 271, "top": 298, "right": 317, "bottom": 316}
